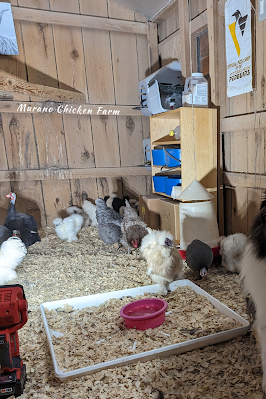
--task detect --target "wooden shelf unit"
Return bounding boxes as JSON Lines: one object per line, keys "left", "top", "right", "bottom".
{"left": 150, "top": 107, "right": 217, "bottom": 196}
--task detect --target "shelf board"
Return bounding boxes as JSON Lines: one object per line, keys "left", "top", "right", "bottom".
{"left": 152, "top": 135, "right": 181, "bottom": 146}
{"left": 152, "top": 166, "right": 181, "bottom": 174}
{"left": 153, "top": 191, "right": 172, "bottom": 198}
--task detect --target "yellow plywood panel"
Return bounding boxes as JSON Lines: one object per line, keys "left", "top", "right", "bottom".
{"left": 180, "top": 108, "right": 217, "bottom": 190}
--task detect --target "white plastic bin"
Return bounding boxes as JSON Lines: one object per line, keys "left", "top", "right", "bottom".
{"left": 139, "top": 60, "right": 182, "bottom": 116}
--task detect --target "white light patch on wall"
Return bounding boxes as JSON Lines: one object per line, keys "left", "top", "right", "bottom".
{"left": 259, "top": 0, "right": 266, "bottom": 22}
{"left": 0, "top": 3, "right": 19, "bottom": 55}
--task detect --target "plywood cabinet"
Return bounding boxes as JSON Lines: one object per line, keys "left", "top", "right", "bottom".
{"left": 150, "top": 107, "right": 217, "bottom": 196}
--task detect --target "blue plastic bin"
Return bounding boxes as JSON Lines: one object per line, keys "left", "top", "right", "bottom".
{"left": 152, "top": 149, "right": 165, "bottom": 166}
{"left": 165, "top": 176, "right": 182, "bottom": 196}
{"left": 153, "top": 176, "right": 167, "bottom": 193}
{"left": 164, "top": 149, "right": 181, "bottom": 167}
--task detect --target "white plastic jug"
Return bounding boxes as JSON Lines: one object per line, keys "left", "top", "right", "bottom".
{"left": 179, "top": 200, "right": 219, "bottom": 250}
{"left": 182, "top": 72, "right": 208, "bottom": 107}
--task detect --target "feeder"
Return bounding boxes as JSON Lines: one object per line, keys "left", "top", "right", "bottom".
{"left": 120, "top": 298, "right": 168, "bottom": 331}
{"left": 175, "top": 179, "right": 220, "bottom": 258}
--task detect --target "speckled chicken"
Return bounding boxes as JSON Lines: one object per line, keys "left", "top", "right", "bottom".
{"left": 186, "top": 239, "right": 213, "bottom": 278}
{"left": 95, "top": 198, "right": 123, "bottom": 245}
{"left": 121, "top": 200, "right": 148, "bottom": 251}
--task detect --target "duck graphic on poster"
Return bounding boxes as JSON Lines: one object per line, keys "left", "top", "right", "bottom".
{"left": 229, "top": 9, "right": 248, "bottom": 56}
{"left": 225, "top": 0, "right": 252, "bottom": 97}
{"left": 0, "top": 2, "right": 19, "bottom": 55}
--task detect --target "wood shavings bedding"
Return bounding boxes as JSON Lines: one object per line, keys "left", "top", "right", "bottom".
{"left": 45, "top": 286, "right": 241, "bottom": 372}
{"left": 4, "top": 226, "right": 263, "bottom": 398}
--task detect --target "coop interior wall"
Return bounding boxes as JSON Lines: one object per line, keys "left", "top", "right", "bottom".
{"left": 158, "top": 0, "right": 266, "bottom": 237}
{"left": 0, "top": 0, "right": 152, "bottom": 228}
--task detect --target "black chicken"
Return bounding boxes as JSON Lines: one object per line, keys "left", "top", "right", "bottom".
{"left": 4, "top": 192, "right": 41, "bottom": 248}
{"left": 186, "top": 239, "right": 213, "bottom": 278}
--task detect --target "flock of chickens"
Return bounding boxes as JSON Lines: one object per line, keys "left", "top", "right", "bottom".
{"left": 3, "top": 189, "right": 266, "bottom": 392}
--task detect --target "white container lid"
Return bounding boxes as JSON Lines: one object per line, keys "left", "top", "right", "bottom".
{"left": 175, "top": 179, "right": 214, "bottom": 202}
{"left": 191, "top": 72, "right": 204, "bottom": 78}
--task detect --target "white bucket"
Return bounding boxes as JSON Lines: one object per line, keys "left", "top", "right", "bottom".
{"left": 179, "top": 200, "right": 219, "bottom": 250}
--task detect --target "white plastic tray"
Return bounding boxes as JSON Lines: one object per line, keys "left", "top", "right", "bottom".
{"left": 40, "top": 279, "right": 249, "bottom": 381}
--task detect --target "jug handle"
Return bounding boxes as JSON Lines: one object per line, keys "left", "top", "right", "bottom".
{"left": 184, "top": 77, "right": 191, "bottom": 92}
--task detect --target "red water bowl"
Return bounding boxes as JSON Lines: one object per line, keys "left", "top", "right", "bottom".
{"left": 178, "top": 245, "right": 220, "bottom": 260}
{"left": 120, "top": 298, "right": 168, "bottom": 331}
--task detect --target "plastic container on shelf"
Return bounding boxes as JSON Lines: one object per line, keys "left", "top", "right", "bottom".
{"left": 153, "top": 176, "right": 167, "bottom": 193}
{"left": 182, "top": 72, "right": 208, "bottom": 108}
{"left": 169, "top": 125, "right": 180, "bottom": 140}
{"left": 165, "top": 176, "right": 182, "bottom": 196}
{"left": 152, "top": 149, "right": 165, "bottom": 166}
{"left": 164, "top": 148, "right": 181, "bottom": 167}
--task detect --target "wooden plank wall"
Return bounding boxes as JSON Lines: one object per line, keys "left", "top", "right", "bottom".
{"left": 158, "top": 0, "right": 266, "bottom": 236}
{"left": 0, "top": 0, "right": 152, "bottom": 228}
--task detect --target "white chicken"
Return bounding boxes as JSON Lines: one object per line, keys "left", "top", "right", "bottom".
{"left": 53, "top": 214, "right": 83, "bottom": 242}
{"left": 66, "top": 206, "right": 91, "bottom": 228}
{"left": 0, "top": 236, "right": 27, "bottom": 285}
{"left": 82, "top": 200, "right": 98, "bottom": 227}
{"left": 218, "top": 233, "right": 247, "bottom": 273}
{"left": 140, "top": 229, "right": 184, "bottom": 295}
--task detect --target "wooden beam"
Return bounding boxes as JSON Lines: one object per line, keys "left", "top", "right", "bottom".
{"left": 147, "top": 22, "right": 159, "bottom": 74}
{"left": 158, "top": 10, "right": 207, "bottom": 48}
{"left": 0, "top": 167, "right": 151, "bottom": 182}
{"left": 207, "top": 0, "right": 219, "bottom": 105}
{"left": 178, "top": 0, "right": 190, "bottom": 78}
{"left": 0, "top": 77, "right": 86, "bottom": 103}
{"left": 0, "top": 101, "right": 142, "bottom": 116}
{"left": 223, "top": 171, "right": 266, "bottom": 189}
{"left": 11, "top": 6, "right": 147, "bottom": 35}
{"left": 151, "top": 0, "right": 178, "bottom": 24}
{"left": 221, "top": 112, "right": 266, "bottom": 132}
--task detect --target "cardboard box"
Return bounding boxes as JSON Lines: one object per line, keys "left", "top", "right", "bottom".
{"left": 158, "top": 198, "right": 180, "bottom": 243}
{"left": 139, "top": 195, "right": 161, "bottom": 230}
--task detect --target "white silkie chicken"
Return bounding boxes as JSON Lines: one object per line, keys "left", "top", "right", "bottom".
{"left": 53, "top": 214, "right": 83, "bottom": 242}
{"left": 140, "top": 229, "right": 184, "bottom": 295}
{"left": 82, "top": 200, "right": 98, "bottom": 227}
{"left": 0, "top": 236, "right": 27, "bottom": 285}
{"left": 218, "top": 233, "right": 247, "bottom": 273}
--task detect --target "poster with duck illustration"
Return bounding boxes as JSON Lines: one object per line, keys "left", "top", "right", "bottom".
{"left": 0, "top": 2, "right": 19, "bottom": 55}
{"left": 225, "top": 0, "right": 252, "bottom": 97}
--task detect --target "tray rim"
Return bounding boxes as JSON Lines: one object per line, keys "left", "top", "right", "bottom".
{"left": 40, "top": 279, "right": 249, "bottom": 381}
